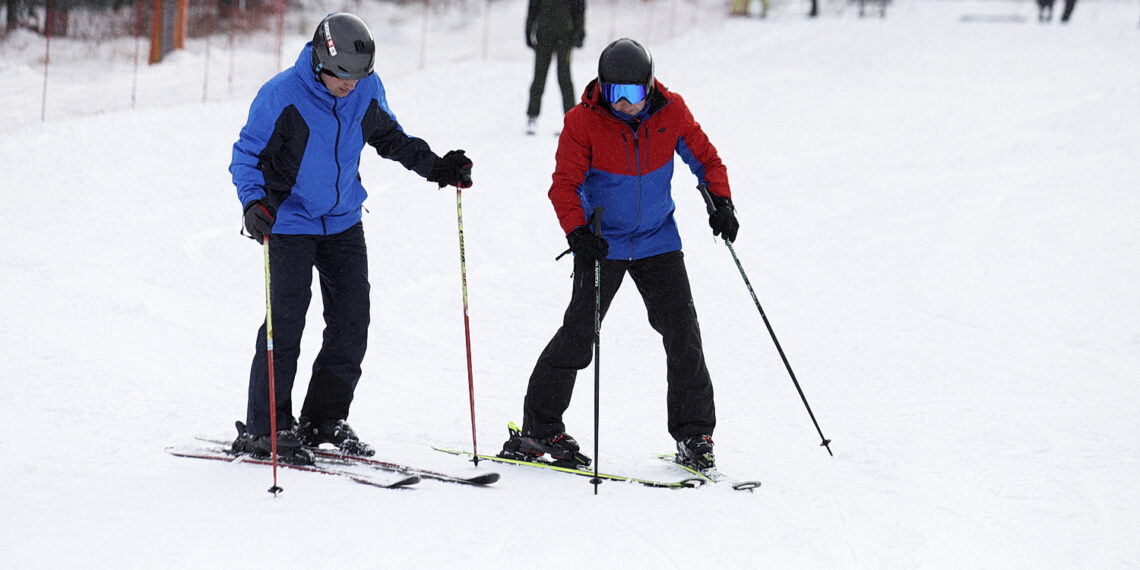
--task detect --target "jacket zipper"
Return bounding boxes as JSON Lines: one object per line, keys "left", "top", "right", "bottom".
{"left": 326, "top": 97, "right": 344, "bottom": 235}
{"left": 591, "top": 99, "right": 666, "bottom": 260}
{"left": 631, "top": 126, "right": 643, "bottom": 261}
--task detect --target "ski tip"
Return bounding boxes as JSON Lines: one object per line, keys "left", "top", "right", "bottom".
{"left": 392, "top": 475, "right": 422, "bottom": 488}
{"left": 470, "top": 472, "right": 501, "bottom": 485}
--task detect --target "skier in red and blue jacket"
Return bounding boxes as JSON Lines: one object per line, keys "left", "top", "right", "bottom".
{"left": 500, "top": 38, "right": 739, "bottom": 472}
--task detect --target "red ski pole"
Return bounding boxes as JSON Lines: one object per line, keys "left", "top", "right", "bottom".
{"left": 263, "top": 235, "right": 283, "bottom": 495}
{"left": 455, "top": 188, "right": 480, "bottom": 464}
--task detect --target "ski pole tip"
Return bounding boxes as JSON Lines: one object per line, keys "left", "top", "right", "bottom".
{"left": 590, "top": 478, "right": 603, "bottom": 495}
{"left": 821, "top": 439, "right": 833, "bottom": 456}
{"left": 268, "top": 485, "right": 284, "bottom": 496}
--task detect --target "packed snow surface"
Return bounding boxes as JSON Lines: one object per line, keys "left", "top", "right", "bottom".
{"left": 2, "top": 0, "right": 1138, "bottom": 567}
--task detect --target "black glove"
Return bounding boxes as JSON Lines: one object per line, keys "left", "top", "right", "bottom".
{"left": 243, "top": 199, "right": 276, "bottom": 242}
{"left": 428, "top": 149, "right": 473, "bottom": 188}
{"left": 567, "top": 225, "right": 609, "bottom": 261}
{"left": 708, "top": 195, "right": 739, "bottom": 243}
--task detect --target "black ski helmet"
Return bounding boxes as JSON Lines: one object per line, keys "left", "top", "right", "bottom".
{"left": 311, "top": 13, "right": 375, "bottom": 80}
{"left": 597, "top": 38, "right": 654, "bottom": 89}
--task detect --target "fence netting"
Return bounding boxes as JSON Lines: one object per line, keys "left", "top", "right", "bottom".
{"left": 0, "top": 0, "right": 733, "bottom": 132}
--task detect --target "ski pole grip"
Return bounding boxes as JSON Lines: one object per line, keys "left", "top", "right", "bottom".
{"left": 590, "top": 206, "right": 604, "bottom": 236}
{"left": 697, "top": 184, "right": 717, "bottom": 215}
{"left": 555, "top": 207, "right": 605, "bottom": 261}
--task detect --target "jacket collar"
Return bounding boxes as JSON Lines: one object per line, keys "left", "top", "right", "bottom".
{"left": 295, "top": 43, "right": 339, "bottom": 104}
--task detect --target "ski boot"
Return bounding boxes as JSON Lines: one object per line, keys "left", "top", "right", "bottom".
{"left": 232, "top": 420, "right": 315, "bottom": 466}
{"left": 498, "top": 421, "right": 591, "bottom": 468}
{"left": 526, "top": 117, "right": 537, "bottom": 136}
{"left": 298, "top": 417, "right": 375, "bottom": 457}
{"left": 675, "top": 434, "right": 716, "bottom": 471}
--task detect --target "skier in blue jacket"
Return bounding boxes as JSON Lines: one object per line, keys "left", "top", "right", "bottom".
{"left": 229, "top": 13, "right": 473, "bottom": 464}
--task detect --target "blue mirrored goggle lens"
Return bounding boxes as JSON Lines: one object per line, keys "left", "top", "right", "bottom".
{"left": 602, "top": 83, "right": 647, "bottom": 105}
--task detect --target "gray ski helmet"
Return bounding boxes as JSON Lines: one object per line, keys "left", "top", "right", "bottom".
{"left": 311, "top": 13, "right": 375, "bottom": 80}
{"left": 597, "top": 38, "right": 654, "bottom": 89}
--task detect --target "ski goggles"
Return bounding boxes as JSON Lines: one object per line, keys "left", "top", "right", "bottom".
{"left": 601, "top": 83, "right": 648, "bottom": 105}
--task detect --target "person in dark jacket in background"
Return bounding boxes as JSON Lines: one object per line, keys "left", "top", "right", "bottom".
{"left": 1058, "top": 0, "right": 1077, "bottom": 22}
{"left": 1037, "top": 0, "right": 1077, "bottom": 22}
{"left": 499, "top": 38, "right": 739, "bottom": 472}
{"left": 229, "top": 13, "right": 473, "bottom": 465}
{"left": 525, "top": 0, "right": 586, "bottom": 134}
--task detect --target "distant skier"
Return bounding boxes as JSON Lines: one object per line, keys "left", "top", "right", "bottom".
{"left": 1037, "top": 0, "right": 1077, "bottom": 22}
{"left": 1059, "top": 0, "right": 1077, "bottom": 22}
{"left": 229, "top": 13, "right": 473, "bottom": 464}
{"left": 525, "top": 0, "right": 586, "bottom": 134}
{"left": 500, "top": 38, "right": 739, "bottom": 471}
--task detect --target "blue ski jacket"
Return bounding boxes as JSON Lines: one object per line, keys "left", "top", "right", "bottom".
{"left": 231, "top": 44, "right": 438, "bottom": 235}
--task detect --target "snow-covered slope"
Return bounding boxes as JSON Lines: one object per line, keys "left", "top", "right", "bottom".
{"left": 2, "top": 0, "right": 1138, "bottom": 567}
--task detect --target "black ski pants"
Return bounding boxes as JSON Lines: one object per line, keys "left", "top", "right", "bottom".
{"left": 522, "top": 251, "right": 716, "bottom": 442}
{"left": 1060, "top": 0, "right": 1077, "bottom": 21}
{"left": 527, "top": 40, "right": 575, "bottom": 118}
{"left": 246, "top": 223, "right": 370, "bottom": 436}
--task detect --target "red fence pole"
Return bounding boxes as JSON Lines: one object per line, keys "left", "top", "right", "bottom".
{"left": 419, "top": 0, "right": 429, "bottom": 70}
{"left": 131, "top": 0, "right": 143, "bottom": 108}
{"left": 275, "top": 0, "right": 285, "bottom": 72}
{"left": 204, "top": 0, "right": 217, "bottom": 103}
{"left": 40, "top": 0, "right": 52, "bottom": 122}
{"left": 481, "top": 0, "right": 491, "bottom": 60}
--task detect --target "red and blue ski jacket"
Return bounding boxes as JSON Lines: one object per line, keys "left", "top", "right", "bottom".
{"left": 231, "top": 44, "right": 438, "bottom": 236}
{"left": 549, "top": 78, "right": 731, "bottom": 260}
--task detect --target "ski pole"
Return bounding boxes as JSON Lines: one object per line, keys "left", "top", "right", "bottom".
{"left": 589, "top": 207, "right": 604, "bottom": 494}
{"left": 455, "top": 188, "right": 480, "bottom": 465}
{"left": 697, "top": 185, "right": 833, "bottom": 456}
{"left": 263, "top": 235, "right": 284, "bottom": 494}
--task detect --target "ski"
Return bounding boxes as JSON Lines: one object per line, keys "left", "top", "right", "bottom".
{"left": 655, "top": 453, "right": 762, "bottom": 491}
{"left": 194, "top": 436, "right": 499, "bottom": 487}
{"left": 166, "top": 445, "right": 421, "bottom": 489}
{"left": 310, "top": 448, "right": 501, "bottom": 486}
{"left": 433, "top": 446, "right": 706, "bottom": 489}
